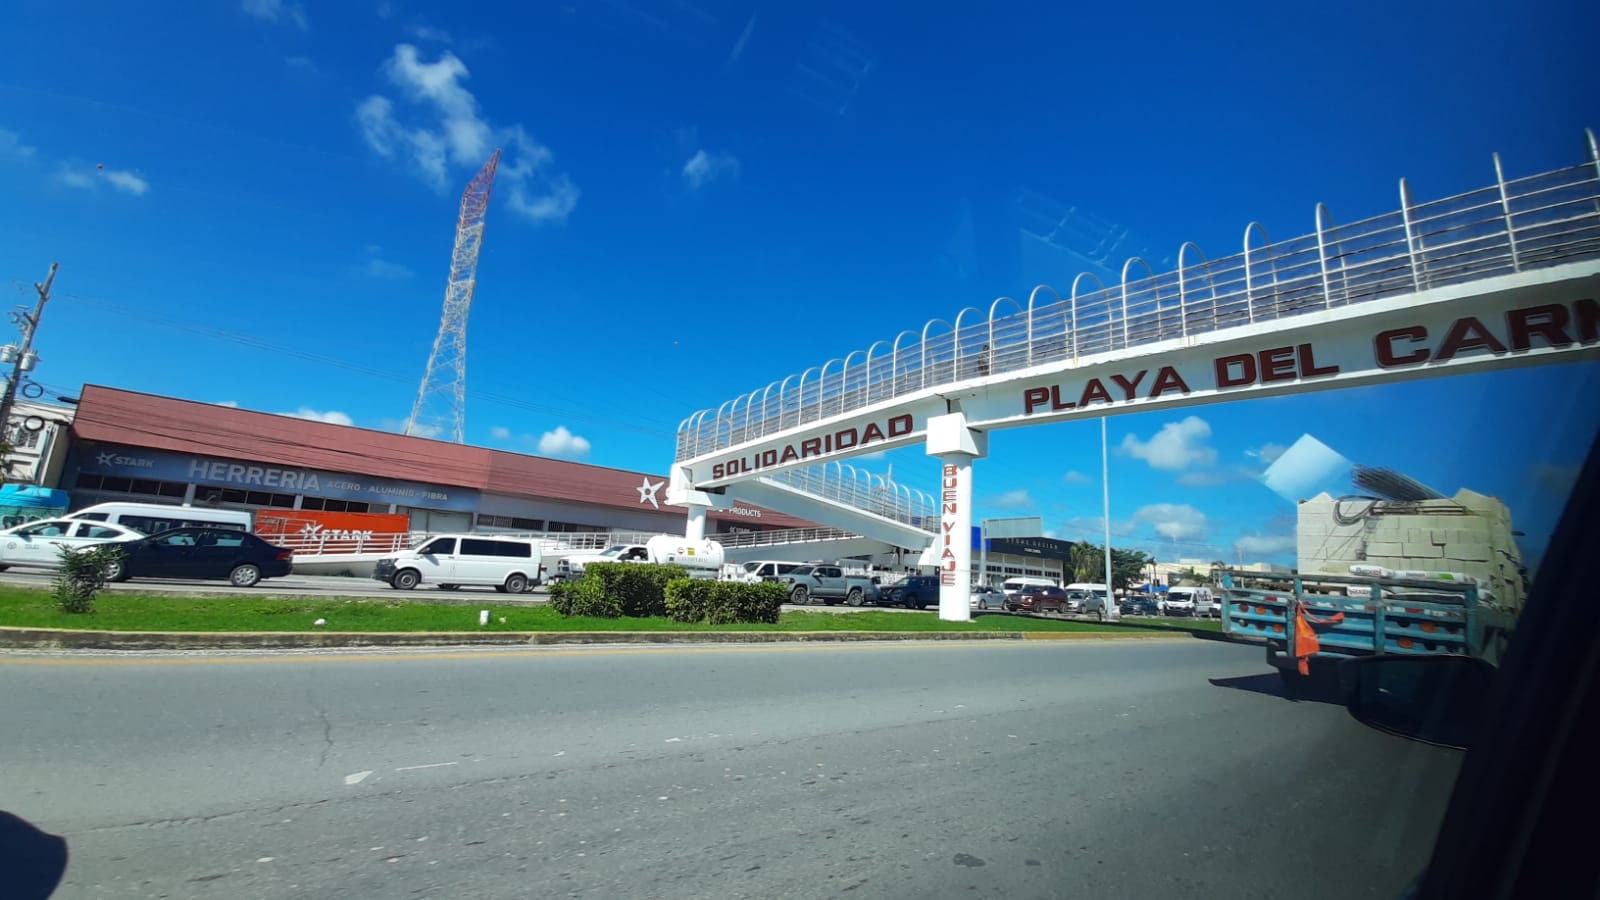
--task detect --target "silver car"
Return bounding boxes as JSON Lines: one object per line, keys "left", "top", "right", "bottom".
{"left": 970, "top": 584, "right": 1005, "bottom": 610}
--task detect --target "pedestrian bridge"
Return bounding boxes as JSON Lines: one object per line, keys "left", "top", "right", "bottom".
{"left": 668, "top": 130, "right": 1600, "bottom": 619}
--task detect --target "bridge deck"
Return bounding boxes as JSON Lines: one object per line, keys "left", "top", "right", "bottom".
{"left": 676, "top": 140, "right": 1600, "bottom": 462}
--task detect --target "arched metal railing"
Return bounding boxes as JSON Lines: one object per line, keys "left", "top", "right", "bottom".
{"left": 759, "top": 461, "right": 941, "bottom": 532}
{"left": 677, "top": 131, "right": 1600, "bottom": 462}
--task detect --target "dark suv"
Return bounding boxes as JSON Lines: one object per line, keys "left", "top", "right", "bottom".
{"left": 1007, "top": 585, "right": 1069, "bottom": 613}
{"left": 882, "top": 575, "right": 940, "bottom": 610}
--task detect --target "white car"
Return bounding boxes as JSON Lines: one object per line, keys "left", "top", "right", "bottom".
{"left": 0, "top": 518, "right": 146, "bottom": 573}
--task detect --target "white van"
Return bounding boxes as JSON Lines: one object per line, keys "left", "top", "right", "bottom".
{"left": 373, "top": 533, "right": 545, "bottom": 593}
{"left": 728, "top": 560, "right": 806, "bottom": 583}
{"left": 1001, "top": 576, "right": 1057, "bottom": 599}
{"left": 65, "top": 502, "right": 253, "bottom": 535}
{"left": 1163, "top": 586, "right": 1215, "bottom": 617}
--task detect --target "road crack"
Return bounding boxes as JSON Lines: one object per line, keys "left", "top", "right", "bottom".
{"left": 307, "top": 688, "right": 334, "bottom": 768}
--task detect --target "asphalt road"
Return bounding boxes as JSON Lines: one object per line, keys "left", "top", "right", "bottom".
{"left": 0, "top": 640, "right": 1460, "bottom": 899}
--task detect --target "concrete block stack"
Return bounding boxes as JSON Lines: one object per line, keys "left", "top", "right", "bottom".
{"left": 1296, "top": 489, "right": 1524, "bottom": 610}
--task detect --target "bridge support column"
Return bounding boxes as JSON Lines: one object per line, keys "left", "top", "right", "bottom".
{"left": 684, "top": 503, "right": 709, "bottom": 542}
{"left": 926, "top": 412, "right": 988, "bottom": 622}
{"left": 668, "top": 467, "right": 718, "bottom": 543}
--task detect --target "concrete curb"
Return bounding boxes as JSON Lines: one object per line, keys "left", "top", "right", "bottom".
{"left": 0, "top": 625, "right": 1194, "bottom": 652}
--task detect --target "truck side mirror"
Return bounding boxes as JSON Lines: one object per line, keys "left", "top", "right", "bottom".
{"left": 1338, "top": 655, "right": 1496, "bottom": 750}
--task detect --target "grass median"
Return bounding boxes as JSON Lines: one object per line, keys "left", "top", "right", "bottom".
{"left": 0, "top": 587, "right": 1223, "bottom": 635}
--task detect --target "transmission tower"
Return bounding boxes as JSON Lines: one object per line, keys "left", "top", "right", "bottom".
{"left": 405, "top": 149, "right": 500, "bottom": 443}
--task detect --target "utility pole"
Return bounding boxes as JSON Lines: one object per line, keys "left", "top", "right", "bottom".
{"left": 0, "top": 263, "right": 57, "bottom": 481}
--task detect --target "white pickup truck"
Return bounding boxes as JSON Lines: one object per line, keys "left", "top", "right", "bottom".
{"left": 782, "top": 564, "right": 879, "bottom": 606}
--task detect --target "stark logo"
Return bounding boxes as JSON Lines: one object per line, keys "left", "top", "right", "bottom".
{"left": 298, "top": 523, "right": 375, "bottom": 542}
{"left": 637, "top": 477, "right": 665, "bottom": 509}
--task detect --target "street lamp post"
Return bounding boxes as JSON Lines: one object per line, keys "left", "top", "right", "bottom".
{"left": 1101, "top": 416, "right": 1118, "bottom": 621}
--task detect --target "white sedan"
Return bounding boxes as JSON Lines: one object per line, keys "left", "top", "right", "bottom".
{"left": 0, "top": 518, "right": 146, "bottom": 573}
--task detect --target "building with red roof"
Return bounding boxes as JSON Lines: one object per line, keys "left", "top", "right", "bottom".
{"left": 61, "top": 385, "right": 812, "bottom": 536}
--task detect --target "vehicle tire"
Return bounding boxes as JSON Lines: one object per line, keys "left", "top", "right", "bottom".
{"left": 846, "top": 587, "right": 863, "bottom": 606}
{"left": 977, "top": 600, "right": 988, "bottom": 610}
{"left": 0, "top": 564, "right": 8, "bottom": 572}
{"left": 1277, "top": 667, "right": 1309, "bottom": 697}
{"left": 104, "top": 558, "right": 127, "bottom": 582}
{"left": 790, "top": 586, "right": 810, "bottom": 605}
{"left": 392, "top": 569, "right": 421, "bottom": 590}
{"left": 439, "top": 583, "right": 461, "bottom": 591}
{"left": 1092, "top": 609, "right": 1104, "bottom": 622}
{"left": 903, "top": 593, "right": 918, "bottom": 610}
{"left": 504, "top": 573, "right": 529, "bottom": 594}
{"left": 229, "top": 564, "right": 262, "bottom": 588}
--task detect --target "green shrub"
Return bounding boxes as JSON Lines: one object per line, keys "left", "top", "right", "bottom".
{"left": 582, "top": 562, "right": 685, "bottom": 618}
{"left": 549, "top": 575, "right": 621, "bottom": 618}
{"left": 665, "top": 579, "right": 786, "bottom": 625}
{"left": 53, "top": 544, "right": 124, "bottom": 614}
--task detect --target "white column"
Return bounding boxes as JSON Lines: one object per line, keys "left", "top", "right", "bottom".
{"left": 925, "top": 410, "right": 987, "bottom": 623}
{"left": 936, "top": 453, "right": 974, "bottom": 621}
{"left": 685, "top": 503, "right": 709, "bottom": 542}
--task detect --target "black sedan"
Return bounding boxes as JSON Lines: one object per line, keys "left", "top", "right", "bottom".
{"left": 107, "top": 527, "right": 294, "bottom": 587}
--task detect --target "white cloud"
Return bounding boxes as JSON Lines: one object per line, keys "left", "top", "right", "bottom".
{"left": 280, "top": 407, "right": 354, "bottom": 426}
{"left": 58, "top": 165, "right": 149, "bottom": 195}
{"left": 1131, "top": 503, "right": 1208, "bottom": 541}
{"left": 1234, "top": 534, "right": 1297, "bottom": 557}
{"left": 101, "top": 169, "right": 149, "bottom": 195}
{"left": 0, "top": 129, "right": 36, "bottom": 159}
{"left": 726, "top": 14, "right": 756, "bottom": 66}
{"left": 1120, "top": 416, "right": 1216, "bottom": 471}
{"left": 366, "top": 258, "right": 412, "bottom": 278}
{"left": 357, "top": 45, "right": 579, "bottom": 224}
{"left": 489, "top": 425, "right": 511, "bottom": 440}
{"left": 988, "top": 488, "right": 1033, "bottom": 510}
{"left": 1062, "top": 470, "right": 1092, "bottom": 485}
{"left": 537, "top": 425, "right": 591, "bottom": 459}
{"left": 1246, "top": 442, "right": 1288, "bottom": 465}
{"left": 407, "top": 24, "right": 452, "bottom": 43}
{"left": 1176, "top": 466, "right": 1259, "bottom": 488}
{"left": 214, "top": 400, "right": 240, "bottom": 408}
{"left": 405, "top": 422, "right": 444, "bottom": 439}
{"left": 682, "top": 149, "right": 739, "bottom": 190}
{"left": 241, "top": 0, "right": 308, "bottom": 30}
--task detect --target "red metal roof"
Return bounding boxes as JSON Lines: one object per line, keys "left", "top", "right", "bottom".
{"left": 70, "top": 385, "right": 813, "bottom": 527}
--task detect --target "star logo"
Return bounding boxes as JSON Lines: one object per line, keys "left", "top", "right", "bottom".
{"left": 636, "top": 477, "right": 665, "bottom": 510}
{"left": 95, "top": 452, "right": 116, "bottom": 466}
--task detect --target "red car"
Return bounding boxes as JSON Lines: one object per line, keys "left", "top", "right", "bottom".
{"left": 1006, "top": 585, "right": 1069, "bottom": 613}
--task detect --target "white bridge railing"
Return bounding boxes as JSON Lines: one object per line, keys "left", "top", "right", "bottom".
{"left": 676, "top": 131, "right": 1600, "bottom": 461}
{"left": 715, "top": 526, "right": 861, "bottom": 548}
{"left": 758, "top": 462, "right": 941, "bottom": 533}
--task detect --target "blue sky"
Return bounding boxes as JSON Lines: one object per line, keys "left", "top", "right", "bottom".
{"left": 2, "top": 0, "right": 1596, "bottom": 568}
